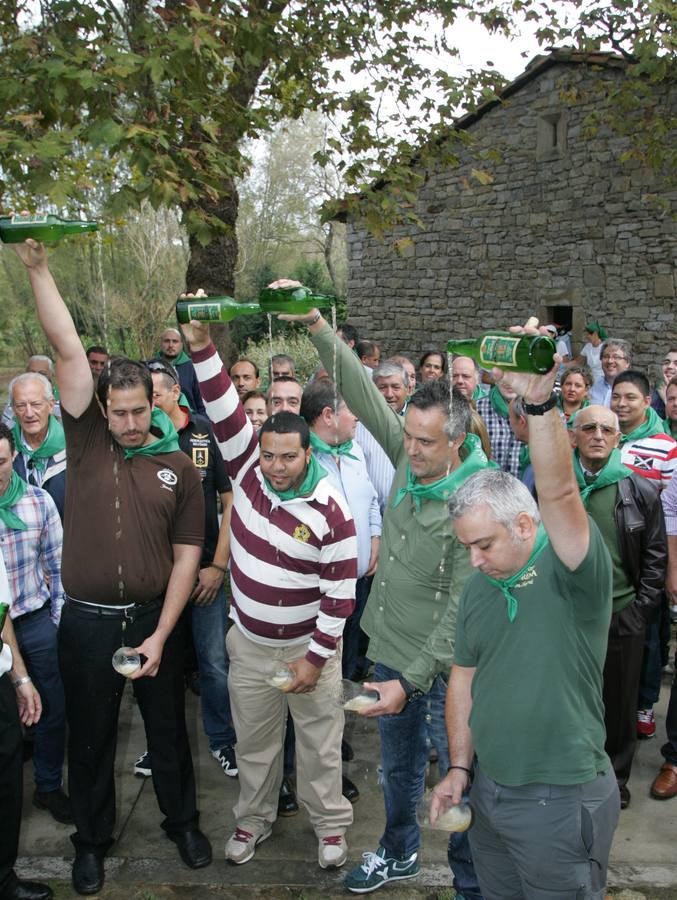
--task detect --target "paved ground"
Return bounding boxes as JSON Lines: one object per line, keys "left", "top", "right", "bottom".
{"left": 15, "top": 665, "right": 677, "bottom": 899}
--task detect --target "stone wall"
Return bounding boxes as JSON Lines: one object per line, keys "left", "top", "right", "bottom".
{"left": 345, "top": 60, "right": 676, "bottom": 376}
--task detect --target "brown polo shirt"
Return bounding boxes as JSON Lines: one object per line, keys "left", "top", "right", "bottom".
{"left": 61, "top": 397, "right": 204, "bottom": 604}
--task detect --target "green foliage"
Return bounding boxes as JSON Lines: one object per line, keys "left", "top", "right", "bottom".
{"left": 239, "top": 329, "right": 321, "bottom": 385}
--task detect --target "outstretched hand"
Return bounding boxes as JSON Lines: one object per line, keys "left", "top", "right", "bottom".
{"left": 490, "top": 320, "right": 561, "bottom": 404}
{"left": 11, "top": 238, "right": 48, "bottom": 270}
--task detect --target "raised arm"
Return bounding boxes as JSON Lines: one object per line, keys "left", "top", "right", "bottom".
{"left": 12, "top": 241, "right": 93, "bottom": 417}
{"left": 494, "top": 326, "right": 589, "bottom": 571}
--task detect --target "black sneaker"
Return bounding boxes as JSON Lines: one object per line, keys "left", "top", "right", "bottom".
{"left": 278, "top": 777, "right": 299, "bottom": 817}
{"left": 133, "top": 750, "right": 152, "bottom": 777}
{"left": 211, "top": 745, "right": 238, "bottom": 777}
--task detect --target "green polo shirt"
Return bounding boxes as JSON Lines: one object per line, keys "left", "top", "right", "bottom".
{"left": 454, "top": 518, "right": 612, "bottom": 786}
{"left": 311, "top": 324, "right": 476, "bottom": 691}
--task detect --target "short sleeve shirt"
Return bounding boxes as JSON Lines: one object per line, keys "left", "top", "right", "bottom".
{"left": 455, "top": 518, "right": 612, "bottom": 786}
{"left": 61, "top": 398, "right": 204, "bottom": 604}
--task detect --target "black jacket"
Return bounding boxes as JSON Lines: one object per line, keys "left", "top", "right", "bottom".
{"left": 614, "top": 474, "right": 667, "bottom": 617}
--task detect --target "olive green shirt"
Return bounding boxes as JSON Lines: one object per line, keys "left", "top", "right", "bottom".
{"left": 586, "top": 483, "right": 635, "bottom": 613}
{"left": 311, "top": 323, "right": 474, "bottom": 691}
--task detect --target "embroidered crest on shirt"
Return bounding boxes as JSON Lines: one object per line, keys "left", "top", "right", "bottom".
{"left": 293, "top": 524, "right": 311, "bottom": 543}
{"left": 157, "top": 468, "right": 178, "bottom": 486}
{"left": 516, "top": 566, "right": 537, "bottom": 589}
{"left": 192, "top": 447, "right": 209, "bottom": 468}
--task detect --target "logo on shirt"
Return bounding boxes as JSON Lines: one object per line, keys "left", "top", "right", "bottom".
{"left": 192, "top": 447, "right": 209, "bottom": 468}
{"left": 157, "top": 468, "right": 178, "bottom": 486}
{"left": 516, "top": 567, "right": 537, "bottom": 589}
{"left": 293, "top": 524, "right": 311, "bottom": 543}
{"left": 631, "top": 455, "right": 654, "bottom": 471}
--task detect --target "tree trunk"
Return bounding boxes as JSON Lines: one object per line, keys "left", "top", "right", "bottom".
{"left": 184, "top": 178, "right": 240, "bottom": 366}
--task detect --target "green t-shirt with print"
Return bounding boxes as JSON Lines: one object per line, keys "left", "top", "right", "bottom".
{"left": 454, "top": 517, "right": 612, "bottom": 786}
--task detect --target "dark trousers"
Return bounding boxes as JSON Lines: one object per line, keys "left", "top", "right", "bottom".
{"left": 0, "top": 674, "right": 23, "bottom": 892}
{"left": 602, "top": 603, "right": 645, "bottom": 788}
{"left": 342, "top": 575, "right": 373, "bottom": 681}
{"left": 58, "top": 600, "right": 198, "bottom": 853}
{"left": 13, "top": 605, "right": 66, "bottom": 792}
{"left": 661, "top": 645, "right": 677, "bottom": 765}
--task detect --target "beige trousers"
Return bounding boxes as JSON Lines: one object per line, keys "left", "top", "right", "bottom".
{"left": 226, "top": 626, "right": 353, "bottom": 837}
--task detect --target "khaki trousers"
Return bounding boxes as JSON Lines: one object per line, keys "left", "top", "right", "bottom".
{"left": 226, "top": 626, "right": 353, "bottom": 837}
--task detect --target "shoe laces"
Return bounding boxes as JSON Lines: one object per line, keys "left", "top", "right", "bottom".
{"left": 233, "top": 827, "right": 254, "bottom": 844}
{"left": 322, "top": 835, "right": 343, "bottom": 846}
{"left": 360, "top": 850, "right": 387, "bottom": 877}
{"left": 638, "top": 709, "right": 654, "bottom": 723}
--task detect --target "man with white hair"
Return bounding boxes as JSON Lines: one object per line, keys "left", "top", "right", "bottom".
{"left": 9, "top": 372, "right": 67, "bottom": 520}
{"left": 433, "top": 336, "right": 619, "bottom": 897}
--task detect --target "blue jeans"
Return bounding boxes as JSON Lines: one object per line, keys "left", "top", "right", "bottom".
{"left": 375, "top": 663, "right": 483, "bottom": 897}
{"left": 638, "top": 618, "right": 663, "bottom": 709}
{"left": 191, "top": 586, "right": 236, "bottom": 750}
{"left": 13, "top": 606, "right": 66, "bottom": 793}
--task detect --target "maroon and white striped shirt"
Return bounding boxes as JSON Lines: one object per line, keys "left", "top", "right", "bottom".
{"left": 192, "top": 343, "right": 357, "bottom": 667}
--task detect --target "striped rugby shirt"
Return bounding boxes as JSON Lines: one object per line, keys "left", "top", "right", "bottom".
{"left": 620, "top": 431, "right": 677, "bottom": 491}
{"left": 192, "top": 342, "right": 357, "bottom": 667}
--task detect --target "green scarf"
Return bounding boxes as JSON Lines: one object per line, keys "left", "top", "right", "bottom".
{"left": 618, "top": 406, "right": 668, "bottom": 446}
{"left": 12, "top": 415, "right": 66, "bottom": 474}
{"left": 122, "top": 407, "right": 180, "bottom": 459}
{"left": 668, "top": 418, "right": 677, "bottom": 440}
{"left": 392, "top": 432, "right": 493, "bottom": 511}
{"left": 586, "top": 321, "right": 607, "bottom": 341}
{"left": 472, "top": 384, "right": 488, "bottom": 403}
{"left": 158, "top": 348, "right": 191, "bottom": 366}
{"left": 264, "top": 452, "right": 328, "bottom": 501}
{"left": 0, "top": 471, "right": 28, "bottom": 531}
{"left": 573, "top": 448, "right": 631, "bottom": 505}
{"left": 489, "top": 385, "right": 510, "bottom": 419}
{"left": 309, "top": 431, "right": 359, "bottom": 461}
{"left": 483, "top": 524, "right": 549, "bottom": 623}
{"left": 518, "top": 445, "right": 530, "bottom": 478}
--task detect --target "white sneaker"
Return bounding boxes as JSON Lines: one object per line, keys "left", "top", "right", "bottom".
{"left": 319, "top": 834, "right": 348, "bottom": 869}
{"left": 225, "top": 825, "right": 272, "bottom": 864}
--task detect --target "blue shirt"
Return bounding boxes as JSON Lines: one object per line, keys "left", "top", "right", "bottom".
{"left": 311, "top": 439, "right": 381, "bottom": 579}
{"left": 590, "top": 376, "right": 612, "bottom": 408}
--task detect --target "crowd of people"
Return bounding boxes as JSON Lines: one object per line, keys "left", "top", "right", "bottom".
{"left": 0, "top": 245, "right": 676, "bottom": 900}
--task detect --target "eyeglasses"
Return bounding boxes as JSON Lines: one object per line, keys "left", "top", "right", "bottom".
{"left": 601, "top": 354, "right": 627, "bottom": 362}
{"left": 576, "top": 422, "right": 618, "bottom": 436}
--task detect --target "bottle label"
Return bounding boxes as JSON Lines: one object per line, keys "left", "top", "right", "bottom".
{"left": 11, "top": 214, "right": 48, "bottom": 224}
{"left": 480, "top": 335, "right": 520, "bottom": 367}
{"left": 184, "top": 302, "right": 222, "bottom": 321}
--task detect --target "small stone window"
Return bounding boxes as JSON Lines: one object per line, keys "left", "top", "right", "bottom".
{"left": 536, "top": 112, "right": 567, "bottom": 161}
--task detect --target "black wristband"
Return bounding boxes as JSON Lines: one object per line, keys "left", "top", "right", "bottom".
{"left": 523, "top": 392, "right": 558, "bottom": 416}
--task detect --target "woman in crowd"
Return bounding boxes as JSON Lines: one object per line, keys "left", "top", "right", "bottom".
{"left": 559, "top": 365, "right": 592, "bottom": 423}
{"left": 419, "top": 350, "right": 447, "bottom": 383}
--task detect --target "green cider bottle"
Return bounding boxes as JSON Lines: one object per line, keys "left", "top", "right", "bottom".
{"left": 447, "top": 331, "right": 556, "bottom": 374}
{"left": 0, "top": 214, "right": 99, "bottom": 244}
{"left": 175, "top": 295, "right": 261, "bottom": 325}
{"left": 258, "top": 285, "right": 335, "bottom": 314}
{"left": 0, "top": 602, "right": 9, "bottom": 634}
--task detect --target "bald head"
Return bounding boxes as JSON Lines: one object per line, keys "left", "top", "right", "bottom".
{"left": 569, "top": 404, "right": 620, "bottom": 473}
{"left": 161, "top": 328, "right": 183, "bottom": 361}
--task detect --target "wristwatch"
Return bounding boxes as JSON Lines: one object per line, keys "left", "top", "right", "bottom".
{"left": 523, "top": 392, "right": 558, "bottom": 416}
{"left": 398, "top": 676, "right": 424, "bottom": 703}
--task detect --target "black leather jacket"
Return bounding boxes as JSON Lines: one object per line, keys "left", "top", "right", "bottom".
{"left": 615, "top": 474, "right": 667, "bottom": 615}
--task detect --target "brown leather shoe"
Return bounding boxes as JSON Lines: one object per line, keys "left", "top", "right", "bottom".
{"left": 650, "top": 763, "right": 677, "bottom": 799}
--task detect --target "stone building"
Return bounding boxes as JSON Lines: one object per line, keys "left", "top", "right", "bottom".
{"left": 343, "top": 49, "right": 676, "bottom": 374}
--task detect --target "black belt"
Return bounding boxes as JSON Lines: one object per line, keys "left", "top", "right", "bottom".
{"left": 65, "top": 596, "right": 163, "bottom": 620}
{"left": 13, "top": 601, "right": 49, "bottom": 622}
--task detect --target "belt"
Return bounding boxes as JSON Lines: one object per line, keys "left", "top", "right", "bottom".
{"left": 13, "top": 601, "right": 49, "bottom": 622}
{"left": 65, "top": 596, "right": 163, "bottom": 620}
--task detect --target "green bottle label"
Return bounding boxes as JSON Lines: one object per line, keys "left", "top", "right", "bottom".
{"left": 185, "top": 302, "right": 222, "bottom": 321}
{"left": 11, "top": 214, "right": 48, "bottom": 224}
{"left": 480, "top": 335, "right": 520, "bottom": 368}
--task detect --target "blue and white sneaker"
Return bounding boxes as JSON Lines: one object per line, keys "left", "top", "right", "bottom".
{"left": 212, "top": 745, "right": 238, "bottom": 777}
{"left": 344, "top": 845, "right": 419, "bottom": 893}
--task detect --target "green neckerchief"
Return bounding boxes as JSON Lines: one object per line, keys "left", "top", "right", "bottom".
{"left": 392, "top": 432, "right": 493, "bottom": 511}
{"left": 0, "top": 471, "right": 28, "bottom": 531}
{"left": 265, "top": 451, "right": 328, "bottom": 501}
{"left": 12, "top": 414, "right": 66, "bottom": 474}
{"left": 518, "top": 444, "right": 530, "bottom": 478}
{"left": 573, "top": 448, "right": 629, "bottom": 505}
{"left": 618, "top": 406, "right": 668, "bottom": 446}
{"left": 483, "top": 523, "right": 549, "bottom": 623}
{"left": 122, "top": 407, "right": 180, "bottom": 460}
{"left": 309, "top": 430, "right": 359, "bottom": 461}
{"left": 668, "top": 418, "right": 677, "bottom": 440}
{"left": 489, "top": 385, "right": 510, "bottom": 419}
{"left": 472, "top": 384, "right": 488, "bottom": 402}
{"left": 178, "top": 391, "right": 192, "bottom": 411}
{"left": 157, "top": 348, "right": 190, "bottom": 366}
